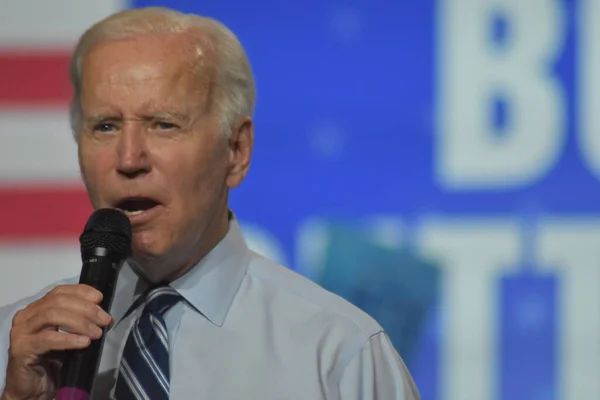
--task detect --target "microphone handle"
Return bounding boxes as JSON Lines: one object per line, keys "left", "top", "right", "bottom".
{"left": 56, "top": 247, "right": 125, "bottom": 400}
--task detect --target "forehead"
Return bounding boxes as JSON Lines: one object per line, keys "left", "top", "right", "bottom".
{"left": 79, "top": 34, "right": 215, "bottom": 112}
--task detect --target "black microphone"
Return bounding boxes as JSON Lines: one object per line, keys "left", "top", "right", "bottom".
{"left": 56, "top": 208, "right": 132, "bottom": 400}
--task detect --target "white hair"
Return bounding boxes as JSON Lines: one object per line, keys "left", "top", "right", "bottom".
{"left": 69, "top": 7, "right": 256, "bottom": 139}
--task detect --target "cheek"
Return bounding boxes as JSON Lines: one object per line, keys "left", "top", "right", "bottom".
{"left": 168, "top": 154, "right": 226, "bottom": 219}
{"left": 79, "top": 141, "right": 100, "bottom": 173}
{"left": 79, "top": 146, "right": 111, "bottom": 203}
{"left": 173, "top": 147, "right": 218, "bottom": 190}
{"left": 81, "top": 170, "right": 105, "bottom": 208}
{"left": 187, "top": 158, "right": 227, "bottom": 196}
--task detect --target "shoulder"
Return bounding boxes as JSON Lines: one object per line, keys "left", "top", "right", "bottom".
{"left": 237, "top": 252, "right": 419, "bottom": 398}
{"left": 241, "top": 251, "right": 416, "bottom": 393}
{"left": 244, "top": 250, "right": 384, "bottom": 339}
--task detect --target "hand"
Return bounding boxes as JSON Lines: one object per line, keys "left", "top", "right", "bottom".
{"left": 1, "top": 284, "right": 113, "bottom": 400}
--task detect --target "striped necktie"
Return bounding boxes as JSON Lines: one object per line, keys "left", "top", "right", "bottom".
{"left": 113, "top": 285, "right": 181, "bottom": 399}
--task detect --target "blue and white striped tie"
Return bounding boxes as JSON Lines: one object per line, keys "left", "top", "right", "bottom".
{"left": 113, "top": 285, "right": 181, "bottom": 399}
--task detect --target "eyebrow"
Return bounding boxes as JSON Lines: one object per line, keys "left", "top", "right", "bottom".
{"left": 85, "top": 114, "right": 121, "bottom": 125}
{"left": 85, "top": 112, "right": 190, "bottom": 125}
{"left": 147, "top": 112, "right": 189, "bottom": 123}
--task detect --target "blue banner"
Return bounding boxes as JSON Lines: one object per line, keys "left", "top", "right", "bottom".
{"left": 131, "top": 1, "right": 600, "bottom": 399}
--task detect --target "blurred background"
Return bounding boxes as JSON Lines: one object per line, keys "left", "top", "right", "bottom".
{"left": 1, "top": 0, "right": 598, "bottom": 399}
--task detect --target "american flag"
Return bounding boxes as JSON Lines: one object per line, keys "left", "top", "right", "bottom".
{"left": 0, "top": 0, "right": 124, "bottom": 306}
{"left": 0, "top": 0, "right": 285, "bottom": 306}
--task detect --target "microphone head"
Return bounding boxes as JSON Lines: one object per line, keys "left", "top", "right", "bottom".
{"left": 79, "top": 208, "right": 132, "bottom": 257}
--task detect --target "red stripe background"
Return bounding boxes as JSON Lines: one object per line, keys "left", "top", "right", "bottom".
{"left": 0, "top": 51, "right": 90, "bottom": 240}
{"left": 0, "top": 186, "right": 92, "bottom": 241}
{"left": 0, "top": 51, "right": 72, "bottom": 107}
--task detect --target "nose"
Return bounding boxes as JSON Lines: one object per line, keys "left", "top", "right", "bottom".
{"left": 116, "top": 124, "right": 151, "bottom": 179}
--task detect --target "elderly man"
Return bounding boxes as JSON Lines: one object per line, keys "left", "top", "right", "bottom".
{"left": 0, "top": 6, "right": 420, "bottom": 400}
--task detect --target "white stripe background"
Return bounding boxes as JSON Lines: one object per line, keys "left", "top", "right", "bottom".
{"left": 0, "top": 0, "right": 124, "bottom": 306}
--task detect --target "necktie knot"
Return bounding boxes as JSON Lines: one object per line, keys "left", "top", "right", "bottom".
{"left": 143, "top": 285, "right": 181, "bottom": 317}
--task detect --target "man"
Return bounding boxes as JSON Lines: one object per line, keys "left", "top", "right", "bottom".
{"left": 0, "top": 6, "right": 420, "bottom": 400}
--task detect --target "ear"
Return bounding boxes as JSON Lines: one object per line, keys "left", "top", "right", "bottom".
{"left": 226, "top": 116, "right": 254, "bottom": 188}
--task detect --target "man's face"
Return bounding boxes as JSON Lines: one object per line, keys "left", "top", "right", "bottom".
{"left": 76, "top": 34, "right": 252, "bottom": 281}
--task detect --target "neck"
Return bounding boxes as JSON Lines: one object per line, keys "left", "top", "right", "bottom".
{"left": 130, "top": 206, "right": 231, "bottom": 284}
{"left": 165, "top": 208, "right": 230, "bottom": 283}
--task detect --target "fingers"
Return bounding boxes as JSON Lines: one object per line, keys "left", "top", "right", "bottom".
{"left": 24, "top": 308, "right": 105, "bottom": 340}
{"left": 13, "top": 285, "right": 111, "bottom": 333}
{"left": 9, "top": 284, "right": 114, "bottom": 359}
{"left": 33, "top": 293, "right": 112, "bottom": 330}
{"left": 47, "top": 284, "right": 104, "bottom": 304}
{"left": 4, "top": 284, "right": 111, "bottom": 399}
{"left": 12, "top": 330, "right": 91, "bottom": 358}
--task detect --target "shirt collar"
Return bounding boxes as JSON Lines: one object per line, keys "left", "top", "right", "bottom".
{"left": 110, "top": 212, "right": 250, "bottom": 328}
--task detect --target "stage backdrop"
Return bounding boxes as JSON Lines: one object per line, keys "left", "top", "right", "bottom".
{"left": 1, "top": 1, "right": 599, "bottom": 399}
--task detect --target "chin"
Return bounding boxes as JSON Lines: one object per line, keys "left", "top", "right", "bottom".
{"left": 129, "top": 235, "right": 177, "bottom": 279}
{"left": 130, "top": 240, "right": 163, "bottom": 265}
{"left": 132, "top": 228, "right": 166, "bottom": 253}
{"left": 128, "top": 252, "right": 169, "bottom": 283}
{"left": 131, "top": 242, "right": 167, "bottom": 263}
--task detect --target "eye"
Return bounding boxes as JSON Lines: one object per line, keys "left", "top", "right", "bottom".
{"left": 95, "top": 123, "right": 116, "bottom": 133}
{"left": 156, "top": 122, "right": 177, "bottom": 130}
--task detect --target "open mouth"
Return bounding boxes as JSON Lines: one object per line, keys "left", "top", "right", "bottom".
{"left": 115, "top": 197, "right": 160, "bottom": 216}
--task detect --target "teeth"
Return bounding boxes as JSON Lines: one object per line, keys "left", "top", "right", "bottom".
{"left": 122, "top": 210, "right": 144, "bottom": 216}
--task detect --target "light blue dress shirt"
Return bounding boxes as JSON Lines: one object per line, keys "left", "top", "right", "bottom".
{"left": 0, "top": 215, "right": 420, "bottom": 399}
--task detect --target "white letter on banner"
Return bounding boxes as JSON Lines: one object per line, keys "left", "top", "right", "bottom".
{"left": 436, "top": 0, "right": 566, "bottom": 189}
{"left": 535, "top": 219, "right": 600, "bottom": 400}
{"left": 417, "top": 217, "right": 520, "bottom": 400}
{"left": 578, "top": 0, "right": 600, "bottom": 179}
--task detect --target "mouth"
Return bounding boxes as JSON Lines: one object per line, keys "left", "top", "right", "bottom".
{"left": 114, "top": 197, "right": 161, "bottom": 217}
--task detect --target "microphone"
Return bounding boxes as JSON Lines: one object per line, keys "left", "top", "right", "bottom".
{"left": 56, "top": 208, "right": 132, "bottom": 400}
